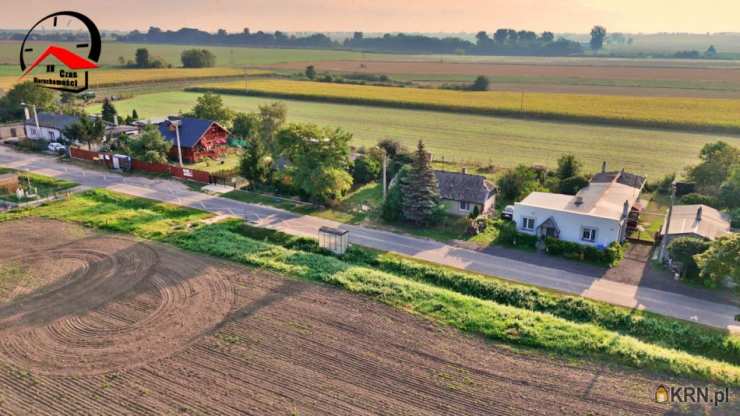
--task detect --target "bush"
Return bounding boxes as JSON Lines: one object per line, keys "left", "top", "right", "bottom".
{"left": 496, "top": 221, "right": 538, "bottom": 249}
{"left": 668, "top": 237, "right": 711, "bottom": 282}
{"left": 381, "top": 182, "right": 403, "bottom": 222}
{"left": 181, "top": 49, "right": 216, "bottom": 68}
{"left": 352, "top": 155, "right": 380, "bottom": 185}
{"left": 680, "top": 193, "right": 718, "bottom": 207}
{"left": 729, "top": 208, "right": 740, "bottom": 228}
{"left": 544, "top": 237, "right": 624, "bottom": 267}
{"left": 559, "top": 175, "right": 589, "bottom": 195}
{"left": 17, "top": 138, "right": 49, "bottom": 152}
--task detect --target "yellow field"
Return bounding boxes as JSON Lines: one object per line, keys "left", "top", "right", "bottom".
{"left": 0, "top": 67, "right": 267, "bottom": 91}
{"left": 203, "top": 79, "right": 740, "bottom": 132}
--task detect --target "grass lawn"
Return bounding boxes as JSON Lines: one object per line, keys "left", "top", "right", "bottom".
{"left": 85, "top": 91, "right": 740, "bottom": 178}
{"left": 2, "top": 189, "right": 737, "bottom": 385}
{"left": 187, "top": 150, "right": 243, "bottom": 173}
{"left": 633, "top": 192, "right": 670, "bottom": 242}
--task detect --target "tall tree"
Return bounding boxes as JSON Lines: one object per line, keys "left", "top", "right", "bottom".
{"left": 135, "top": 48, "right": 150, "bottom": 68}
{"left": 687, "top": 141, "right": 739, "bottom": 195}
{"left": 101, "top": 98, "right": 118, "bottom": 123}
{"left": 258, "top": 102, "right": 288, "bottom": 160}
{"left": 400, "top": 141, "right": 440, "bottom": 224}
{"left": 239, "top": 137, "right": 271, "bottom": 188}
{"left": 667, "top": 237, "right": 710, "bottom": 280}
{"left": 131, "top": 109, "right": 139, "bottom": 120}
{"left": 497, "top": 165, "right": 543, "bottom": 202}
{"left": 189, "top": 92, "right": 234, "bottom": 126}
{"left": 63, "top": 117, "right": 105, "bottom": 150}
{"left": 305, "top": 65, "right": 317, "bottom": 80}
{"left": 276, "top": 123, "right": 353, "bottom": 204}
{"left": 695, "top": 234, "right": 740, "bottom": 287}
{"left": 180, "top": 49, "right": 216, "bottom": 68}
{"left": 556, "top": 153, "right": 583, "bottom": 180}
{"left": 0, "top": 81, "right": 57, "bottom": 122}
{"left": 590, "top": 25, "right": 607, "bottom": 52}
{"left": 232, "top": 112, "right": 260, "bottom": 140}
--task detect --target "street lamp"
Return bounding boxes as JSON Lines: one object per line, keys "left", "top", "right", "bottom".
{"left": 170, "top": 118, "right": 183, "bottom": 167}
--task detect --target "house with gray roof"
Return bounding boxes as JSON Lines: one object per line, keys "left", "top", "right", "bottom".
{"left": 25, "top": 112, "right": 80, "bottom": 142}
{"left": 434, "top": 169, "right": 497, "bottom": 216}
{"left": 660, "top": 205, "right": 731, "bottom": 243}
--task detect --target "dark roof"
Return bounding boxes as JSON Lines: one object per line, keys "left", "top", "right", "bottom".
{"left": 591, "top": 170, "right": 646, "bottom": 189}
{"left": 25, "top": 112, "right": 80, "bottom": 131}
{"left": 158, "top": 118, "right": 215, "bottom": 148}
{"left": 434, "top": 170, "right": 496, "bottom": 204}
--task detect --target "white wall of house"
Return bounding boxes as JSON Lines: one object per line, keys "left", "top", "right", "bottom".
{"left": 513, "top": 204, "right": 624, "bottom": 247}
{"left": 25, "top": 125, "right": 64, "bottom": 142}
{"left": 442, "top": 195, "right": 495, "bottom": 217}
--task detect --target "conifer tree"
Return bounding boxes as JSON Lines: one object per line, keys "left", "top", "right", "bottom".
{"left": 400, "top": 140, "right": 440, "bottom": 224}
{"left": 101, "top": 98, "right": 118, "bottom": 123}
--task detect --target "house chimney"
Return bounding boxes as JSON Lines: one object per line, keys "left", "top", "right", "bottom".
{"left": 574, "top": 196, "right": 583, "bottom": 206}
{"left": 601, "top": 161, "right": 606, "bottom": 173}
{"left": 622, "top": 200, "right": 629, "bottom": 219}
{"left": 696, "top": 206, "right": 703, "bottom": 222}
{"left": 461, "top": 167, "right": 467, "bottom": 174}
{"left": 23, "top": 107, "right": 30, "bottom": 120}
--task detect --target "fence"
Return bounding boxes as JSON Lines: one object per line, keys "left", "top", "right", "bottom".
{"left": 70, "top": 147, "right": 213, "bottom": 184}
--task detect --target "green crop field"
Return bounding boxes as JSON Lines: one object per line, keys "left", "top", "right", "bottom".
{"left": 198, "top": 79, "right": 740, "bottom": 133}
{"left": 87, "top": 91, "right": 740, "bottom": 178}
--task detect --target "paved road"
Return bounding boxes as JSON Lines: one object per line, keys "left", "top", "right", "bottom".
{"left": 2, "top": 146, "right": 738, "bottom": 334}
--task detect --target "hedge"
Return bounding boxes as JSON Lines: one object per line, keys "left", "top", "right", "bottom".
{"left": 544, "top": 237, "right": 624, "bottom": 267}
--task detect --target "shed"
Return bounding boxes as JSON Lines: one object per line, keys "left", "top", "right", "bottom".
{"left": 318, "top": 226, "right": 349, "bottom": 255}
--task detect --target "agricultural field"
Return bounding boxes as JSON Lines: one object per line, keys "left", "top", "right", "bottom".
{"left": 0, "top": 66, "right": 266, "bottom": 91}
{"left": 199, "top": 79, "right": 740, "bottom": 133}
{"left": 88, "top": 90, "right": 740, "bottom": 178}
{"left": 266, "top": 58, "right": 740, "bottom": 98}
{"left": 0, "top": 41, "right": 376, "bottom": 67}
{"left": 3, "top": 211, "right": 729, "bottom": 414}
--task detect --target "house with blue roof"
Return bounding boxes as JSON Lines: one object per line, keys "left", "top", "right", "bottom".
{"left": 158, "top": 117, "right": 229, "bottom": 163}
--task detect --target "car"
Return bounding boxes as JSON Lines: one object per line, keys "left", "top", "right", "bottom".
{"left": 48, "top": 142, "right": 66, "bottom": 153}
{"left": 501, "top": 205, "right": 514, "bottom": 220}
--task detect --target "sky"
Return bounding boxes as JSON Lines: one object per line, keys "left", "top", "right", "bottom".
{"left": 2, "top": 0, "right": 739, "bottom": 34}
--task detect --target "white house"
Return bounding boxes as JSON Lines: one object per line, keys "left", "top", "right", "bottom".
{"left": 24, "top": 112, "right": 80, "bottom": 142}
{"left": 513, "top": 169, "right": 645, "bottom": 247}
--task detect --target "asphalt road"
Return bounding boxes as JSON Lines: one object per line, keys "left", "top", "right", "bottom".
{"left": 2, "top": 146, "right": 738, "bottom": 334}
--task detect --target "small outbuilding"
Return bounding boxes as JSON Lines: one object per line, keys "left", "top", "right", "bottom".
{"left": 660, "top": 204, "right": 731, "bottom": 243}
{"left": 434, "top": 169, "right": 497, "bottom": 216}
{"left": 318, "top": 226, "right": 349, "bottom": 255}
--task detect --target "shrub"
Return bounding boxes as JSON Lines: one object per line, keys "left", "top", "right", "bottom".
{"left": 496, "top": 221, "right": 537, "bottom": 249}
{"left": 667, "top": 237, "right": 710, "bottom": 281}
{"left": 544, "top": 237, "right": 624, "bottom": 267}
{"left": 559, "top": 175, "right": 589, "bottom": 195}
{"left": 352, "top": 155, "right": 380, "bottom": 185}
{"left": 680, "top": 193, "right": 718, "bottom": 207}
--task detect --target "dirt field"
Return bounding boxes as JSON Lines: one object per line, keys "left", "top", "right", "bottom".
{"left": 0, "top": 218, "right": 735, "bottom": 415}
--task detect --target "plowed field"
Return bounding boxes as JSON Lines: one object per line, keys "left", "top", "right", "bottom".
{"left": 0, "top": 218, "right": 735, "bottom": 415}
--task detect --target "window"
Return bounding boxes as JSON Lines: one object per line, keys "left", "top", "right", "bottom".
{"left": 521, "top": 217, "right": 535, "bottom": 231}
{"left": 459, "top": 201, "right": 470, "bottom": 211}
{"left": 581, "top": 227, "right": 597, "bottom": 242}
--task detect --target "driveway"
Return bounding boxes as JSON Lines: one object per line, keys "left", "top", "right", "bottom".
{"left": 1, "top": 146, "right": 738, "bottom": 333}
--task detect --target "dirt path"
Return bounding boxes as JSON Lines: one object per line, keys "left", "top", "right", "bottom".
{"left": 0, "top": 218, "right": 736, "bottom": 415}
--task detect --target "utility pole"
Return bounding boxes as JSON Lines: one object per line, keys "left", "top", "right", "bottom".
{"left": 382, "top": 151, "right": 388, "bottom": 200}
{"left": 658, "top": 177, "right": 677, "bottom": 262}
{"left": 172, "top": 119, "right": 183, "bottom": 167}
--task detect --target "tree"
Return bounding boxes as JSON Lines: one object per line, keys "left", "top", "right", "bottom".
{"left": 131, "top": 109, "right": 139, "bottom": 120}
{"left": 352, "top": 155, "right": 381, "bottom": 185}
{"left": 705, "top": 45, "right": 718, "bottom": 58}
{"left": 559, "top": 175, "right": 589, "bottom": 195}
{"left": 590, "top": 26, "right": 607, "bottom": 52}
{"left": 0, "top": 81, "right": 57, "bottom": 122}
{"left": 275, "top": 123, "right": 353, "bottom": 204}
{"left": 718, "top": 166, "right": 740, "bottom": 208}
{"left": 382, "top": 165, "right": 409, "bottom": 222}
{"left": 127, "top": 125, "right": 171, "bottom": 163}
{"left": 180, "top": 49, "right": 216, "bottom": 68}
{"left": 470, "top": 75, "right": 490, "bottom": 91}
{"left": 556, "top": 153, "right": 583, "bottom": 180}
{"left": 189, "top": 92, "right": 233, "bottom": 126}
{"left": 667, "top": 237, "right": 710, "bottom": 280}
{"left": 63, "top": 117, "right": 105, "bottom": 150}
{"left": 305, "top": 65, "right": 317, "bottom": 80}
{"left": 497, "top": 165, "right": 542, "bottom": 202}
{"left": 695, "top": 234, "right": 740, "bottom": 287}
{"left": 239, "top": 137, "right": 270, "bottom": 188}
{"left": 135, "top": 48, "right": 150, "bottom": 68}
{"left": 400, "top": 141, "right": 441, "bottom": 224}
{"left": 258, "top": 102, "right": 288, "bottom": 159}
{"left": 679, "top": 193, "right": 718, "bottom": 207}
{"left": 232, "top": 112, "right": 260, "bottom": 140}
{"left": 377, "top": 139, "right": 404, "bottom": 159}
{"left": 540, "top": 31, "right": 554, "bottom": 43}
{"left": 686, "top": 141, "right": 739, "bottom": 195}
{"left": 101, "top": 98, "right": 118, "bottom": 123}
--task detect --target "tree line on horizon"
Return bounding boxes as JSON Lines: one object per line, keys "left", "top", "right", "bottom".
{"left": 114, "top": 26, "right": 588, "bottom": 56}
